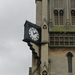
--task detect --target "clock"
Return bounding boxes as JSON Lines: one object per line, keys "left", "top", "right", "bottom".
{"left": 23, "top": 20, "right": 41, "bottom": 45}
{"left": 29, "top": 27, "right": 39, "bottom": 41}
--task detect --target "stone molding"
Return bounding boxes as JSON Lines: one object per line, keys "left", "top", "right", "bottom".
{"left": 36, "top": 0, "right": 42, "bottom": 1}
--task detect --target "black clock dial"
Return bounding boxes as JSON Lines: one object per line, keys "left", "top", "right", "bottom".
{"left": 23, "top": 21, "right": 41, "bottom": 45}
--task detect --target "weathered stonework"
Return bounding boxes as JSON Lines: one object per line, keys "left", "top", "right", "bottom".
{"left": 49, "top": 48, "right": 75, "bottom": 75}
{"left": 29, "top": 0, "right": 75, "bottom": 75}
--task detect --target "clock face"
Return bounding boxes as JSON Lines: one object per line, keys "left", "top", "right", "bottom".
{"left": 29, "top": 27, "right": 39, "bottom": 41}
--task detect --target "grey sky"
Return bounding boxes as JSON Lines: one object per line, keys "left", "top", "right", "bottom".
{"left": 0, "top": 0, "right": 36, "bottom": 75}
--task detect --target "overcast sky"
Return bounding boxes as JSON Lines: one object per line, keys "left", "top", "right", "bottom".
{"left": 0, "top": 0, "right": 36, "bottom": 75}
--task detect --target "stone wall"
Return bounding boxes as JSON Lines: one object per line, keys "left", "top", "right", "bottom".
{"left": 49, "top": 48, "right": 75, "bottom": 75}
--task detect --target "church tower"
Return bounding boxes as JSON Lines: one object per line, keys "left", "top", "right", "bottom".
{"left": 23, "top": 0, "right": 75, "bottom": 75}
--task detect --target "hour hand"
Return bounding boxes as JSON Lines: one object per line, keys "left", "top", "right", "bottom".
{"left": 33, "top": 32, "right": 37, "bottom": 35}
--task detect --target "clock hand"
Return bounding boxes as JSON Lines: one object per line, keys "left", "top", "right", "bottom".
{"left": 33, "top": 33, "right": 36, "bottom": 35}
{"left": 33, "top": 32, "right": 37, "bottom": 35}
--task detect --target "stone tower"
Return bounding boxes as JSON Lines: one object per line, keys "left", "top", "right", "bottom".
{"left": 23, "top": 0, "right": 75, "bottom": 75}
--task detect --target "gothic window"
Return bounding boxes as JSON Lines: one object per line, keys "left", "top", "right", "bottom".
{"left": 71, "top": 10, "right": 75, "bottom": 25}
{"left": 54, "top": 10, "right": 59, "bottom": 25}
{"left": 67, "top": 52, "right": 73, "bottom": 73}
{"left": 53, "top": 0, "right": 64, "bottom": 25}
{"left": 54, "top": 10, "right": 64, "bottom": 25}
{"left": 70, "top": 0, "right": 75, "bottom": 25}
{"left": 59, "top": 10, "right": 64, "bottom": 25}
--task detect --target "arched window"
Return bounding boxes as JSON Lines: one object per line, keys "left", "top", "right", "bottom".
{"left": 54, "top": 10, "right": 64, "bottom": 25}
{"left": 67, "top": 52, "right": 73, "bottom": 73}
{"left": 53, "top": 0, "right": 64, "bottom": 25}
{"left": 71, "top": 0, "right": 75, "bottom": 25}
{"left": 71, "top": 10, "right": 75, "bottom": 25}
{"left": 59, "top": 10, "right": 64, "bottom": 25}
{"left": 54, "top": 10, "right": 59, "bottom": 25}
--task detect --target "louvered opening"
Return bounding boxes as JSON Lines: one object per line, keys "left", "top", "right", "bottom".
{"left": 49, "top": 32, "right": 75, "bottom": 47}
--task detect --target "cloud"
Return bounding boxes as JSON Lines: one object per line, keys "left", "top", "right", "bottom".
{"left": 0, "top": 0, "right": 35, "bottom": 75}
{"left": 0, "top": 38, "right": 32, "bottom": 75}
